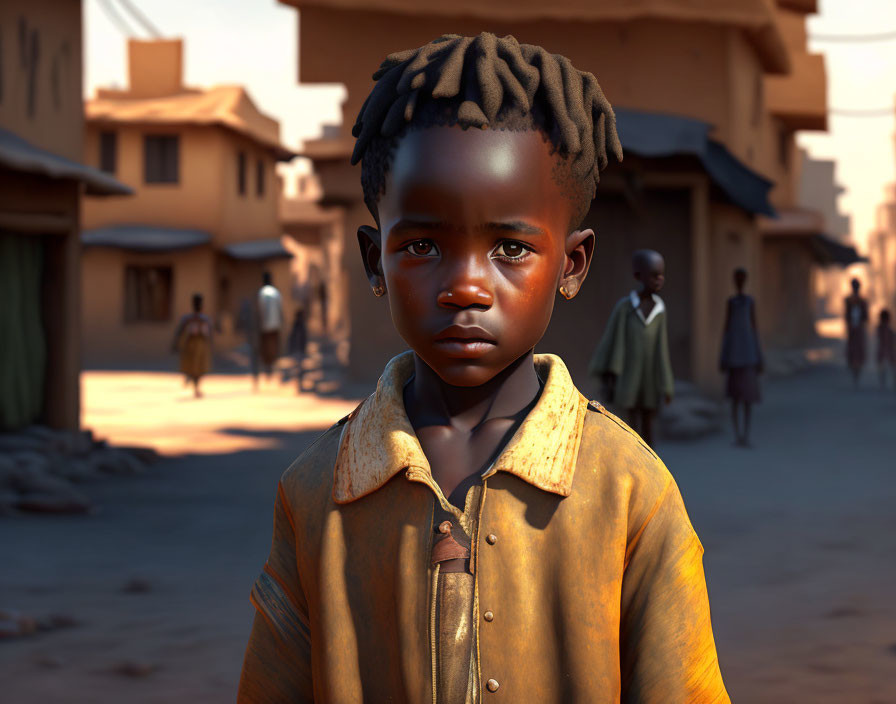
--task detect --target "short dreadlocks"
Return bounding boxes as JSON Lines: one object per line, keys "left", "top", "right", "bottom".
{"left": 351, "top": 33, "right": 623, "bottom": 229}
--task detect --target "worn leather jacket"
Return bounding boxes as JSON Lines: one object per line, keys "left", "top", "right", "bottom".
{"left": 238, "top": 353, "right": 729, "bottom": 703}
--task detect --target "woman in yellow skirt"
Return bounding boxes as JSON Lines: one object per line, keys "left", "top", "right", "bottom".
{"left": 172, "top": 293, "right": 212, "bottom": 398}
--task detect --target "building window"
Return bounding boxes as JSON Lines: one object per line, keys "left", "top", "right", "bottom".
{"left": 144, "top": 135, "right": 179, "bottom": 184}
{"left": 256, "top": 158, "right": 265, "bottom": 197}
{"left": 237, "top": 151, "right": 247, "bottom": 195}
{"left": 99, "top": 130, "right": 117, "bottom": 174}
{"left": 124, "top": 265, "right": 173, "bottom": 322}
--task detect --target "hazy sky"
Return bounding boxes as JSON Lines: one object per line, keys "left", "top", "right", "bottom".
{"left": 84, "top": 0, "right": 896, "bottom": 249}
{"left": 802, "top": 0, "right": 896, "bottom": 248}
{"left": 83, "top": 0, "right": 346, "bottom": 147}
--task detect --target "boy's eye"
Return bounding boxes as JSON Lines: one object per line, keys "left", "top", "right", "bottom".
{"left": 492, "top": 241, "right": 530, "bottom": 260}
{"left": 405, "top": 240, "right": 438, "bottom": 257}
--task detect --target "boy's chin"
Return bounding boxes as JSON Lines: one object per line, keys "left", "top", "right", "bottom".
{"left": 434, "top": 363, "right": 502, "bottom": 388}
{"left": 413, "top": 349, "right": 533, "bottom": 388}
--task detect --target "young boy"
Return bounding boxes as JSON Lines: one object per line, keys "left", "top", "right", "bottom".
{"left": 587, "top": 250, "right": 674, "bottom": 447}
{"left": 719, "top": 268, "right": 763, "bottom": 446}
{"left": 238, "top": 33, "right": 728, "bottom": 703}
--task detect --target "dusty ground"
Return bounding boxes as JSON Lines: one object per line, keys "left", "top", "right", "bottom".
{"left": 81, "top": 370, "right": 361, "bottom": 455}
{"left": 2, "top": 364, "right": 895, "bottom": 702}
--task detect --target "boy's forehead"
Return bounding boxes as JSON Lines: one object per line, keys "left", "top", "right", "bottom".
{"left": 389, "top": 126, "right": 555, "bottom": 187}
{"left": 380, "top": 125, "right": 573, "bottom": 235}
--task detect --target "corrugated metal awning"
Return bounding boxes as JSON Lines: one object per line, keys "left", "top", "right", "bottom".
{"left": 82, "top": 224, "right": 211, "bottom": 251}
{"left": 222, "top": 238, "right": 291, "bottom": 260}
{"left": 614, "top": 108, "right": 776, "bottom": 216}
{"left": 0, "top": 128, "right": 132, "bottom": 197}
{"left": 758, "top": 208, "right": 867, "bottom": 267}
{"left": 810, "top": 234, "right": 866, "bottom": 267}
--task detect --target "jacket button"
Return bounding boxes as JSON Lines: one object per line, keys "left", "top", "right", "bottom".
{"left": 486, "top": 678, "right": 500, "bottom": 692}
{"left": 483, "top": 610, "right": 494, "bottom": 622}
{"left": 486, "top": 533, "right": 497, "bottom": 545}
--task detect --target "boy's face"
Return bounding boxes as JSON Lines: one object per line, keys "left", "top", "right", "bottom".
{"left": 634, "top": 255, "right": 666, "bottom": 295}
{"left": 362, "top": 126, "right": 593, "bottom": 387}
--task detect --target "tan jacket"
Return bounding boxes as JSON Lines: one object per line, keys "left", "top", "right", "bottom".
{"left": 238, "top": 353, "right": 729, "bottom": 703}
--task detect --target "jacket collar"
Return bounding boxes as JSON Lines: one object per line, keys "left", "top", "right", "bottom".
{"left": 333, "top": 351, "right": 588, "bottom": 504}
{"left": 629, "top": 289, "right": 665, "bottom": 325}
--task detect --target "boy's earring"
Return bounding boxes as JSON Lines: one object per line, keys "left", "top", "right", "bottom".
{"left": 559, "top": 282, "right": 577, "bottom": 299}
{"left": 372, "top": 284, "right": 386, "bottom": 297}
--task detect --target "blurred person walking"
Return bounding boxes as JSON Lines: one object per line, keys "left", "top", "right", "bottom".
{"left": 172, "top": 293, "right": 213, "bottom": 398}
{"left": 237, "top": 297, "right": 260, "bottom": 391}
{"left": 286, "top": 307, "right": 308, "bottom": 394}
{"left": 876, "top": 309, "right": 895, "bottom": 390}
{"left": 720, "top": 268, "right": 763, "bottom": 447}
{"left": 844, "top": 278, "right": 869, "bottom": 387}
{"left": 257, "top": 272, "right": 284, "bottom": 380}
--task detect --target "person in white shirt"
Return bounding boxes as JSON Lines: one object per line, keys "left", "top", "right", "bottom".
{"left": 257, "top": 271, "right": 284, "bottom": 378}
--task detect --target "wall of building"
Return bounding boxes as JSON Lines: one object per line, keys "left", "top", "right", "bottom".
{"left": 83, "top": 124, "right": 226, "bottom": 233}
{"left": 299, "top": 9, "right": 735, "bottom": 145}
{"left": 83, "top": 124, "right": 281, "bottom": 241}
{"left": 82, "top": 245, "right": 298, "bottom": 367}
{"left": 0, "top": 0, "right": 83, "bottom": 161}
{"left": 760, "top": 237, "right": 817, "bottom": 346}
{"left": 81, "top": 246, "right": 216, "bottom": 367}
{"left": 0, "top": 0, "right": 88, "bottom": 430}
{"left": 725, "top": 29, "right": 767, "bottom": 171}
{"left": 216, "top": 132, "right": 282, "bottom": 244}
{"left": 759, "top": 112, "right": 797, "bottom": 211}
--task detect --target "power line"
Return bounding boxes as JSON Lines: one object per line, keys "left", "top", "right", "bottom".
{"left": 97, "top": 0, "right": 137, "bottom": 38}
{"left": 810, "top": 30, "right": 896, "bottom": 43}
{"left": 114, "top": 0, "right": 163, "bottom": 38}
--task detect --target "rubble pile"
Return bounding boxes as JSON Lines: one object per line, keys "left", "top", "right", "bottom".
{"left": 0, "top": 609, "right": 78, "bottom": 639}
{"left": 0, "top": 426, "right": 158, "bottom": 516}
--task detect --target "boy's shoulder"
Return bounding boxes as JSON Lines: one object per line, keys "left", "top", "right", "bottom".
{"left": 576, "top": 399, "right": 674, "bottom": 506}
{"left": 278, "top": 401, "right": 364, "bottom": 507}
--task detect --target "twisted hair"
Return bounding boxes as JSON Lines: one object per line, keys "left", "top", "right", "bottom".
{"left": 351, "top": 33, "right": 623, "bottom": 228}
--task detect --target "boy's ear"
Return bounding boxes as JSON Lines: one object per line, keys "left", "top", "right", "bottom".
{"left": 559, "top": 228, "right": 595, "bottom": 299}
{"left": 357, "top": 225, "right": 386, "bottom": 292}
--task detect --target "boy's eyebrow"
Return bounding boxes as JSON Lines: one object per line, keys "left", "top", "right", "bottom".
{"left": 482, "top": 220, "right": 547, "bottom": 236}
{"left": 389, "top": 218, "right": 547, "bottom": 237}
{"left": 389, "top": 217, "right": 444, "bottom": 233}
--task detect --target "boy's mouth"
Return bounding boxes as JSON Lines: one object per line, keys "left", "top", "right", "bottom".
{"left": 433, "top": 325, "right": 497, "bottom": 357}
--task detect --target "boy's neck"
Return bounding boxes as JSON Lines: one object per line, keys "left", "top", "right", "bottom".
{"left": 405, "top": 351, "right": 542, "bottom": 433}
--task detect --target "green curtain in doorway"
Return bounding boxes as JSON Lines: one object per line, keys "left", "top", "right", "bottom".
{"left": 0, "top": 231, "right": 46, "bottom": 430}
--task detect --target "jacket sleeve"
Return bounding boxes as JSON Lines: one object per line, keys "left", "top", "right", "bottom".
{"left": 619, "top": 478, "right": 729, "bottom": 704}
{"left": 238, "top": 482, "right": 313, "bottom": 703}
{"left": 589, "top": 299, "right": 626, "bottom": 378}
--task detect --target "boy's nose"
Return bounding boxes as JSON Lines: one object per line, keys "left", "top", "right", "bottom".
{"left": 437, "top": 283, "right": 493, "bottom": 310}
{"left": 437, "top": 255, "right": 494, "bottom": 309}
